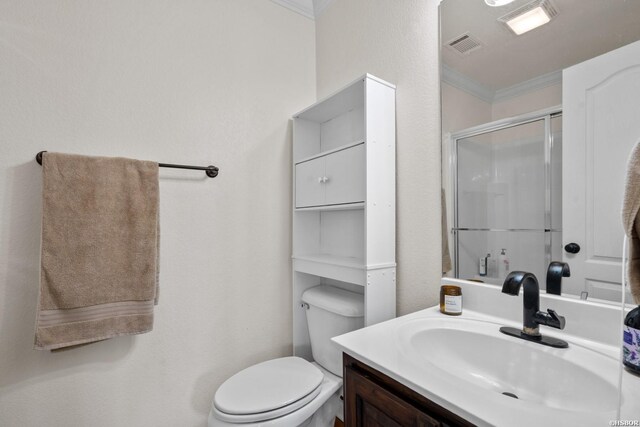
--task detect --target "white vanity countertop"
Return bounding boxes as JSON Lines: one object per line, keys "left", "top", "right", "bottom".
{"left": 332, "top": 279, "right": 640, "bottom": 427}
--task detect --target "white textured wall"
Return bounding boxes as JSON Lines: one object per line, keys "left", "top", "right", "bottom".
{"left": 0, "top": 1, "right": 315, "bottom": 426}
{"left": 492, "top": 83, "right": 562, "bottom": 120}
{"left": 441, "top": 82, "right": 492, "bottom": 135}
{"left": 316, "top": 0, "right": 442, "bottom": 315}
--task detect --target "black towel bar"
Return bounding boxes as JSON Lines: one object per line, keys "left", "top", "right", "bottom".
{"left": 35, "top": 151, "right": 219, "bottom": 178}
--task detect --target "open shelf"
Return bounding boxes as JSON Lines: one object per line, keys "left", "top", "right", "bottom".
{"left": 294, "top": 77, "right": 365, "bottom": 123}
{"left": 292, "top": 77, "right": 366, "bottom": 163}
{"left": 293, "top": 254, "right": 365, "bottom": 286}
{"left": 295, "top": 202, "right": 365, "bottom": 212}
{"left": 293, "top": 209, "right": 364, "bottom": 264}
{"left": 295, "top": 140, "right": 365, "bottom": 165}
{"left": 294, "top": 254, "right": 364, "bottom": 268}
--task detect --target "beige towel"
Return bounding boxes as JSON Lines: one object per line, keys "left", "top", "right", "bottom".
{"left": 442, "top": 189, "right": 452, "bottom": 274}
{"left": 622, "top": 140, "right": 640, "bottom": 304}
{"left": 35, "top": 152, "right": 160, "bottom": 350}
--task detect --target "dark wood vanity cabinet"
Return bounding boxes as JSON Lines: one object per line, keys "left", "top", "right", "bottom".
{"left": 343, "top": 353, "right": 475, "bottom": 427}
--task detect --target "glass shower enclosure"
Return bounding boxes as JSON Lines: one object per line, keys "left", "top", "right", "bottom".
{"left": 451, "top": 107, "right": 562, "bottom": 286}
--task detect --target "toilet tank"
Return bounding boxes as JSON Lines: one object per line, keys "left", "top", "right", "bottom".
{"left": 301, "top": 285, "right": 364, "bottom": 377}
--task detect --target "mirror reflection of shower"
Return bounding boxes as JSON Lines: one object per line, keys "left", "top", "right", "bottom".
{"left": 449, "top": 107, "right": 562, "bottom": 285}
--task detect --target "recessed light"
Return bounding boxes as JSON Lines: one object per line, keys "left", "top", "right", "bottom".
{"left": 498, "top": 0, "right": 558, "bottom": 36}
{"left": 506, "top": 7, "right": 550, "bottom": 34}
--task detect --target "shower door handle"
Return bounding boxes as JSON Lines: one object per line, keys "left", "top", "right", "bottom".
{"left": 564, "top": 243, "right": 580, "bottom": 254}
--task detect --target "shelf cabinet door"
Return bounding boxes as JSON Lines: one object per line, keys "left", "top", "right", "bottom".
{"left": 325, "top": 144, "right": 365, "bottom": 206}
{"left": 295, "top": 157, "right": 326, "bottom": 208}
{"left": 295, "top": 144, "right": 365, "bottom": 208}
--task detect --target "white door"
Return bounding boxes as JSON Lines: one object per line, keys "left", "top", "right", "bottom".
{"left": 563, "top": 40, "right": 640, "bottom": 300}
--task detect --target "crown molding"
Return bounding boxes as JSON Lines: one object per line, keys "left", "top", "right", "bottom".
{"left": 313, "top": 0, "right": 335, "bottom": 17}
{"left": 493, "top": 69, "right": 562, "bottom": 102}
{"left": 270, "top": 0, "right": 314, "bottom": 19}
{"left": 442, "top": 64, "right": 494, "bottom": 103}
{"left": 442, "top": 64, "right": 562, "bottom": 104}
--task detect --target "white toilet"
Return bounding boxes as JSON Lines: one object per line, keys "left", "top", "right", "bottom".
{"left": 208, "top": 285, "right": 364, "bottom": 427}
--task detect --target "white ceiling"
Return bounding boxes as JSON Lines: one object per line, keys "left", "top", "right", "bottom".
{"left": 271, "top": 0, "right": 640, "bottom": 93}
{"left": 441, "top": 0, "right": 640, "bottom": 91}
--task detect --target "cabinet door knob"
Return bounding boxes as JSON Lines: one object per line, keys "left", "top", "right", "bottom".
{"left": 318, "top": 177, "right": 324, "bottom": 183}
{"left": 322, "top": 176, "right": 329, "bottom": 183}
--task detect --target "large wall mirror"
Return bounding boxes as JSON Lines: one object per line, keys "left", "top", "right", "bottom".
{"left": 440, "top": 0, "right": 640, "bottom": 303}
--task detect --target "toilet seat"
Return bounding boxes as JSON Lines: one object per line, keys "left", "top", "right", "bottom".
{"left": 213, "top": 384, "right": 321, "bottom": 423}
{"left": 213, "top": 357, "right": 324, "bottom": 423}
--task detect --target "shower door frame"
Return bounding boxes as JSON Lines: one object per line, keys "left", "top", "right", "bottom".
{"left": 450, "top": 105, "right": 562, "bottom": 280}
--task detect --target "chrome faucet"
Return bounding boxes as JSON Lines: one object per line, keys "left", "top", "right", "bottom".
{"left": 500, "top": 271, "right": 568, "bottom": 348}
{"left": 546, "top": 261, "right": 570, "bottom": 295}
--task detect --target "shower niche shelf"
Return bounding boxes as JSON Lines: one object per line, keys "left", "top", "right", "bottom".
{"left": 291, "top": 74, "right": 396, "bottom": 361}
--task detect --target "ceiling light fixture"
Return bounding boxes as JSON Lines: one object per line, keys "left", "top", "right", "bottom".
{"left": 485, "top": 0, "right": 516, "bottom": 6}
{"left": 498, "top": 0, "right": 558, "bottom": 35}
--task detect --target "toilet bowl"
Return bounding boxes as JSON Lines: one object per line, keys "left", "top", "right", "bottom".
{"left": 208, "top": 285, "right": 364, "bottom": 427}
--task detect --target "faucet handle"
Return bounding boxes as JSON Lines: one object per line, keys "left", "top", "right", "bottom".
{"left": 534, "top": 309, "right": 566, "bottom": 330}
{"left": 546, "top": 309, "right": 566, "bottom": 330}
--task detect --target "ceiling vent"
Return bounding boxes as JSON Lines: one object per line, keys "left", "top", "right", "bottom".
{"left": 446, "top": 33, "right": 483, "bottom": 55}
{"left": 498, "top": 0, "right": 558, "bottom": 35}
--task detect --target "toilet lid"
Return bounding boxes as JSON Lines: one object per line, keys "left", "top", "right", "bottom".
{"left": 214, "top": 357, "right": 324, "bottom": 417}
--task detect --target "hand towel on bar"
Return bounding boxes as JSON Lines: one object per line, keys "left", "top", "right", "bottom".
{"left": 35, "top": 152, "right": 160, "bottom": 350}
{"left": 622, "top": 140, "right": 640, "bottom": 304}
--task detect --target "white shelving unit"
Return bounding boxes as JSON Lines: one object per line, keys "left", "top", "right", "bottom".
{"left": 292, "top": 74, "right": 396, "bottom": 360}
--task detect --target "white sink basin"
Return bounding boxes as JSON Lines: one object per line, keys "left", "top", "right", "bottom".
{"left": 397, "top": 317, "right": 619, "bottom": 413}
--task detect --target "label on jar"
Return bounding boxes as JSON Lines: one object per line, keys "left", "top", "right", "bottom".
{"left": 444, "top": 295, "right": 462, "bottom": 314}
{"left": 623, "top": 325, "right": 640, "bottom": 369}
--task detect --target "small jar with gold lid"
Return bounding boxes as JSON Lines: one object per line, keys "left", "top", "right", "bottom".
{"left": 440, "top": 285, "right": 462, "bottom": 316}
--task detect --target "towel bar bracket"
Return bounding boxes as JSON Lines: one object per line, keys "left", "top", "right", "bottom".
{"left": 35, "top": 151, "right": 219, "bottom": 178}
